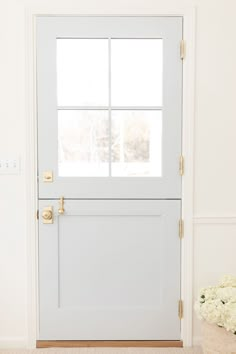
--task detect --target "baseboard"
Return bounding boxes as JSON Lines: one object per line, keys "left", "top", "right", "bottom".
{"left": 192, "top": 336, "right": 201, "bottom": 347}
{"left": 0, "top": 337, "right": 28, "bottom": 349}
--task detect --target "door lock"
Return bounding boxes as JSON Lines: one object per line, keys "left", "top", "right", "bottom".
{"left": 42, "top": 206, "right": 53, "bottom": 224}
{"left": 43, "top": 171, "right": 53, "bottom": 182}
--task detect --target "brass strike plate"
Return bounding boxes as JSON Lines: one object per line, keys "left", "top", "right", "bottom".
{"left": 178, "top": 299, "right": 183, "bottom": 319}
{"left": 43, "top": 171, "right": 53, "bottom": 182}
{"left": 42, "top": 206, "right": 53, "bottom": 224}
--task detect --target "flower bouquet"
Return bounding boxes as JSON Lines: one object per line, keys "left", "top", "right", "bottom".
{"left": 195, "top": 275, "right": 236, "bottom": 354}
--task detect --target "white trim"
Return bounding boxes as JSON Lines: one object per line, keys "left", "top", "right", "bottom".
{"left": 25, "top": 8, "right": 38, "bottom": 349}
{"left": 0, "top": 337, "right": 28, "bottom": 349}
{"left": 194, "top": 216, "right": 236, "bottom": 224}
{"left": 25, "top": 6, "right": 196, "bottom": 349}
{"left": 181, "top": 7, "right": 196, "bottom": 347}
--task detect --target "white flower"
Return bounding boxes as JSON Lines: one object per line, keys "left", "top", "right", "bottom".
{"left": 219, "top": 275, "right": 236, "bottom": 288}
{"left": 195, "top": 275, "right": 236, "bottom": 335}
{"left": 216, "top": 287, "right": 236, "bottom": 303}
{"left": 223, "top": 302, "right": 236, "bottom": 333}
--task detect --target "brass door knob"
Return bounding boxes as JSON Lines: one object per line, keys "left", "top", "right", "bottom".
{"left": 42, "top": 210, "right": 53, "bottom": 221}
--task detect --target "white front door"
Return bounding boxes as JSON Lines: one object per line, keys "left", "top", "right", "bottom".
{"left": 37, "top": 16, "right": 183, "bottom": 340}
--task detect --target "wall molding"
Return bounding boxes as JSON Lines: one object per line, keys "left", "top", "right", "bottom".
{"left": 25, "top": 7, "right": 38, "bottom": 349}
{"left": 0, "top": 337, "right": 28, "bottom": 349}
{"left": 181, "top": 6, "right": 196, "bottom": 348}
{"left": 194, "top": 216, "right": 236, "bottom": 224}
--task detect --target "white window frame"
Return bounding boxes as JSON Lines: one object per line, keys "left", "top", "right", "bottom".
{"left": 25, "top": 6, "right": 195, "bottom": 348}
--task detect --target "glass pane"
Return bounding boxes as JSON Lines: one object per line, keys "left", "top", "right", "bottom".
{"left": 57, "top": 39, "right": 108, "bottom": 106}
{"left": 58, "top": 110, "right": 109, "bottom": 176}
{"left": 111, "top": 39, "right": 163, "bottom": 106}
{"left": 111, "top": 111, "right": 162, "bottom": 177}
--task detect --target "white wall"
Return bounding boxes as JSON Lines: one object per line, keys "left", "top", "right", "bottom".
{"left": 0, "top": 0, "right": 236, "bottom": 348}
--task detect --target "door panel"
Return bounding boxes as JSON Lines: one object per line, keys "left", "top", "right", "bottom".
{"left": 37, "top": 16, "right": 182, "bottom": 199}
{"left": 39, "top": 200, "right": 181, "bottom": 340}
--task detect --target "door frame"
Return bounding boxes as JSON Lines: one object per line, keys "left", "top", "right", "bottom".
{"left": 25, "top": 6, "right": 195, "bottom": 348}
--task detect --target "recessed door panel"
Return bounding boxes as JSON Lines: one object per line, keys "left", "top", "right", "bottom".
{"left": 39, "top": 200, "right": 181, "bottom": 340}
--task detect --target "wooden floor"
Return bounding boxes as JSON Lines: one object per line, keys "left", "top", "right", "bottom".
{"left": 0, "top": 347, "right": 203, "bottom": 354}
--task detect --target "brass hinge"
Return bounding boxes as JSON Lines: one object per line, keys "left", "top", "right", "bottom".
{"left": 36, "top": 210, "right": 39, "bottom": 220}
{"left": 179, "top": 219, "right": 184, "bottom": 239}
{"left": 179, "top": 155, "right": 184, "bottom": 176}
{"left": 178, "top": 299, "right": 183, "bottom": 319}
{"left": 180, "top": 40, "right": 185, "bottom": 60}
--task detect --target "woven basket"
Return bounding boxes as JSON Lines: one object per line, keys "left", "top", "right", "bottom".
{"left": 201, "top": 321, "right": 236, "bottom": 354}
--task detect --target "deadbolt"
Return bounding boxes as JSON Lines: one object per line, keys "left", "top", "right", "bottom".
{"left": 42, "top": 206, "right": 53, "bottom": 224}
{"left": 42, "top": 210, "right": 52, "bottom": 220}
{"left": 43, "top": 171, "right": 53, "bottom": 182}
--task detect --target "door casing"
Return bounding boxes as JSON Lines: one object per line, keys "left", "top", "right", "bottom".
{"left": 25, "top": 7, "right": 196, "bottom": 348}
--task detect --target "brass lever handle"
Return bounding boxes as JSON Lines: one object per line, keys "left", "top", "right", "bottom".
{"left": 58, "top": 197, "right": 65, "bottom": 215}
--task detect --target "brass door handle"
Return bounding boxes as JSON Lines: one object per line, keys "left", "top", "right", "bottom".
{"left": 58, "top": 197, "right": 64, "bottom": 215}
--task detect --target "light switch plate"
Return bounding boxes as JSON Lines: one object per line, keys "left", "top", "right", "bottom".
{"left": 0, "top": 158, "right": 20, "bottom": 174}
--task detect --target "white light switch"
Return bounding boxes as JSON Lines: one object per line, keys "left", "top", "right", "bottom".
{"left": 0, "top": 158, "right": 20, "bottom": 174}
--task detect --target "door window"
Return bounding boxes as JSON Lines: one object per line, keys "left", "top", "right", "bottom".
{"left": 57, "top": 38, "right": 163, "bottom": 177}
